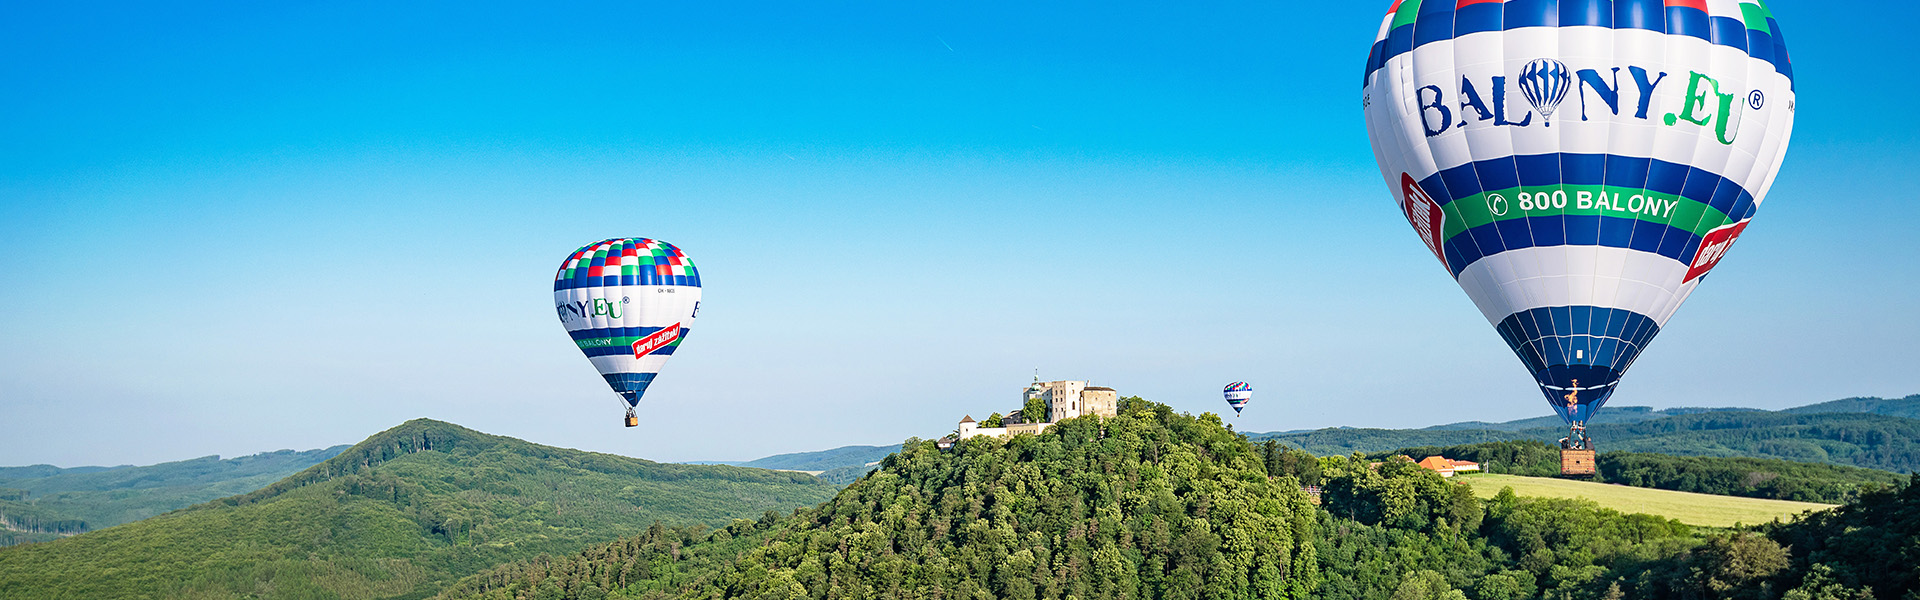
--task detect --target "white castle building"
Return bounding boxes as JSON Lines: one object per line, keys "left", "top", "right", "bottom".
{"left": 950, "top": 379, "right": 1119, "bottom": 444}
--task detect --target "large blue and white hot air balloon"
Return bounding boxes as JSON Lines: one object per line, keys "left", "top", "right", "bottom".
{"left": 553, "top": 238, "right": 702, "bottom": 427}
{"left": 1362, "top": 0, "right": 1795, "bottom": 448}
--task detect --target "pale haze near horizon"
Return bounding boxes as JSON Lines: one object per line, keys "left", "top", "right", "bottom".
{"left": 3, "top": 1, "right": 1916, "bottom": 467}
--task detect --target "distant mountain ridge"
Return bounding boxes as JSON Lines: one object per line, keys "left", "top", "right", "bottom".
{"left": 1419, "top": 394, "right": 1920, "bottom": 432}
{"left": 1784, "top": 394, "right": 1920, "bottom": 418}
{"left": 0, "top": 418, "right": 841, "bottom": 599}
{"left": 735, "top": 444, "right": 895, "bottom": 472}
{"left": 0, "top": 446, "right": 349, "bottom": 546}
{"left": 1422, "top": 405, "right": 1759, "bottom": 431}
{"left": 682, "top": 444, "right": 898, "bottom": 475}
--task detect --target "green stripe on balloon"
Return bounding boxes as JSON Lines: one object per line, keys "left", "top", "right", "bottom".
{"left": 575, "top": 335, "right": 687, "bottom": 350}
{"left": 1437, "top": 184, "right": 1738, "bottom": 244}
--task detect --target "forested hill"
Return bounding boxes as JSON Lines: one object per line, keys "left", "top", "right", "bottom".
{"left": 435, "top": 400, "right": 1920, "bottom": 600}
{"left": 440, "top": 400, "right": 1324, "bottom": 600}
{"left": 0, "top": 445, "right": 348, "bottom": 547}
{"left": 1258, "top": 405, "right": 1920, "bottom": 472}
{"left": 0, "top": 419, "right": 840, "bottom": 600}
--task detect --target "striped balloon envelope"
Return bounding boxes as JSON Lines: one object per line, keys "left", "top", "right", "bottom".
{"left": 1362, "top": 0, "right": 1794, "bottom": 434}
{"left": 553, "top": 238, "right": 702, "bottom": 426}
{"left": 1223, "top": 382, "right": 1253, "bottom": 416}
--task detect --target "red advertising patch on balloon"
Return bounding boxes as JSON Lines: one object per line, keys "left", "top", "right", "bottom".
{"left": 1685, "top": 220, "right": 1750, "bottom": 283}
{"left": 631, "top": 323, "right": 682, "bottom": 359}
{"left": 1400, "top": 173, "right": 1446, "bottom": 266}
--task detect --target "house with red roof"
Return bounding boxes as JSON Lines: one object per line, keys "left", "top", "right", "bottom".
{"left": 1416, "top": 456, "right": 1481, "bottom": 478}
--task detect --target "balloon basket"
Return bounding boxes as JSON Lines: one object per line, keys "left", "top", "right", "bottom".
{"left": 1559, "top": 449, "right": 1596, "bottom": 476}
{"left": 624, "top": 406, "right": 639, "bottom": 428}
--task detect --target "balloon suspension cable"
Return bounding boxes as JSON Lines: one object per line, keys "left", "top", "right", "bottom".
{"left": 1561, "top": 423, "right": 1592, "bottom": 450}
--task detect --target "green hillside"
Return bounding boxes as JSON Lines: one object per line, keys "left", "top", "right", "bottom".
{"left": 0, "top": 419, "right": 840, "bottom": 600}
{"left": 1260, "top": 410, "right": 1920, "bottom": 472}
{"left": 440, "top": 401, "right": 1325, "bottom": 600}
{"left": 0, "top": 446, "right": 348, "bottom": 546}
{"left": 1457, "top": 473, "right": 1833, "bottom": 528}
{"left": 434, "top": 399, "right": 1916, "bottom": 600}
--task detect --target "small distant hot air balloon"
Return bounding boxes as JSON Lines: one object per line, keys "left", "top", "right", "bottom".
{"left": 1223, "top": 382, "right": 1252, "bottom": 417}
{"left": 1362, "top": 0, "right": 1796, "bottom": 463}
{"left": 553, "top": 238, "right": 702, "bottom": 427}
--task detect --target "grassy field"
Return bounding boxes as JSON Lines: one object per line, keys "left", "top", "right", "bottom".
{"left": 1457, "top": 473, "right": 1837, "bottom": 528}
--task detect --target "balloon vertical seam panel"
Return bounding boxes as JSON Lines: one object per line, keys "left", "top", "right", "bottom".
{"left": 553, "top": 238, "right": 703, "bottom": 407}
{"left": 1363, "top": 0, "right": 1792, "bottom": 421}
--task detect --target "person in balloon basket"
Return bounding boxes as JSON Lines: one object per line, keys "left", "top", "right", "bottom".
{"left": 1559, "top": 381, "right": 1589, "bottom": 450}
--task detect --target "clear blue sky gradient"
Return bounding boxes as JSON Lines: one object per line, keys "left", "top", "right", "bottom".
{"left": 2, "top": 1, "right": 1914, "bottom": 466}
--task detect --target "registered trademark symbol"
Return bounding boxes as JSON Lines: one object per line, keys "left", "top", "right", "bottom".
{"left": 1748, "top": 90, "right": 1765, "bottom": 110}
{"left": 1487, "top": 193, "right": 1508, "bottom": 217}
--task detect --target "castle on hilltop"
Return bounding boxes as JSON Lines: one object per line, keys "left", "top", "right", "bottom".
{"left": 944, "top": 378, "right": 1119, "bottom": 447}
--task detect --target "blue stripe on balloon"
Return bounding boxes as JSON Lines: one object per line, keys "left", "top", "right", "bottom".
{"left": 1504, "top": 0, "right": 1555, "bottom": 28}
{"left": 1708, "top": 15, "right": 1746, "bottom": 51}
{"left": 1454, "top": 3, "right": 1501, "bottom": 36}
{"left": 1419, "top": 153, "right": 1760, "bottom": 222}
{"left": 1364, "top": 4, "right": 1789, "bottom": 89}
{"left": 1559, "top": 0, "right": 1608, "bottom": 27}
{"left": 1443, "top": 215, "right": 1699, "bottom": 278}
{"left": 1665, "top": 6, "right": 1709, "bottom": 41}
{"left": 579, "top": 344, "right": 685, "bottom": 358}
{"left": 1745, "top": 29, "right": 1773, "bottom": 66}
{"left": 1386, "top": 18, "right": 1416, "bottom": 58}
{"left": 1415, "top": 0, "right": 1455, "bottom": 47}
{"left": 567, "top": 325, "right": 686, "bottom": 341}
{"left": 1364, "top": 39, "right": 1387, "bottom": 87}
{"left": 1613, "top": 0, "right": 1663, "bottom": 32}
{"left": 1768, "top": 18, "right": 1793, "bottom": 89}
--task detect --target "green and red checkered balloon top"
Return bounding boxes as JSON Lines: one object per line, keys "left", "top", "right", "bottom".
{"left": 554, "top": 238, "right": 701, "bottom": 291}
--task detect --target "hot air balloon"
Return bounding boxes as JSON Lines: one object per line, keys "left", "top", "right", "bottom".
{"left": 553, "top": 238, "right": 702, "bottom": 427}
{"left": 1362, "top": 0, "right": 1794, "bottom": 465}
{"left": 1223, "top": 382, "right": 1253, "bottom": 416}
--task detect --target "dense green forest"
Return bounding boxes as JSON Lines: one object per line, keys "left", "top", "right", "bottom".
{"left": 1597, "top": 453, "right": 1903, "bottom": 504}
{"left": 0, "top": 445, "right": 348, "bottom": 546}
{"left": 440, "top": 399, "right": 1322, "bottom": 600}
{"left": 434, "top": 400, "right": 1919, "bottom": 600}
{"left": 1356, "top": 440, "right": 1903, "bottom": 504}
{"left": 1258, "top": 410, "right": 1920, "bottom": 473}
{"left": 0, "top": 419, "right": 840, "bottom": 600}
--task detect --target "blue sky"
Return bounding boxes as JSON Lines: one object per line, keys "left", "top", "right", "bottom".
{"left": 2, "top": 1, "right": 1915, "bottom": 467}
